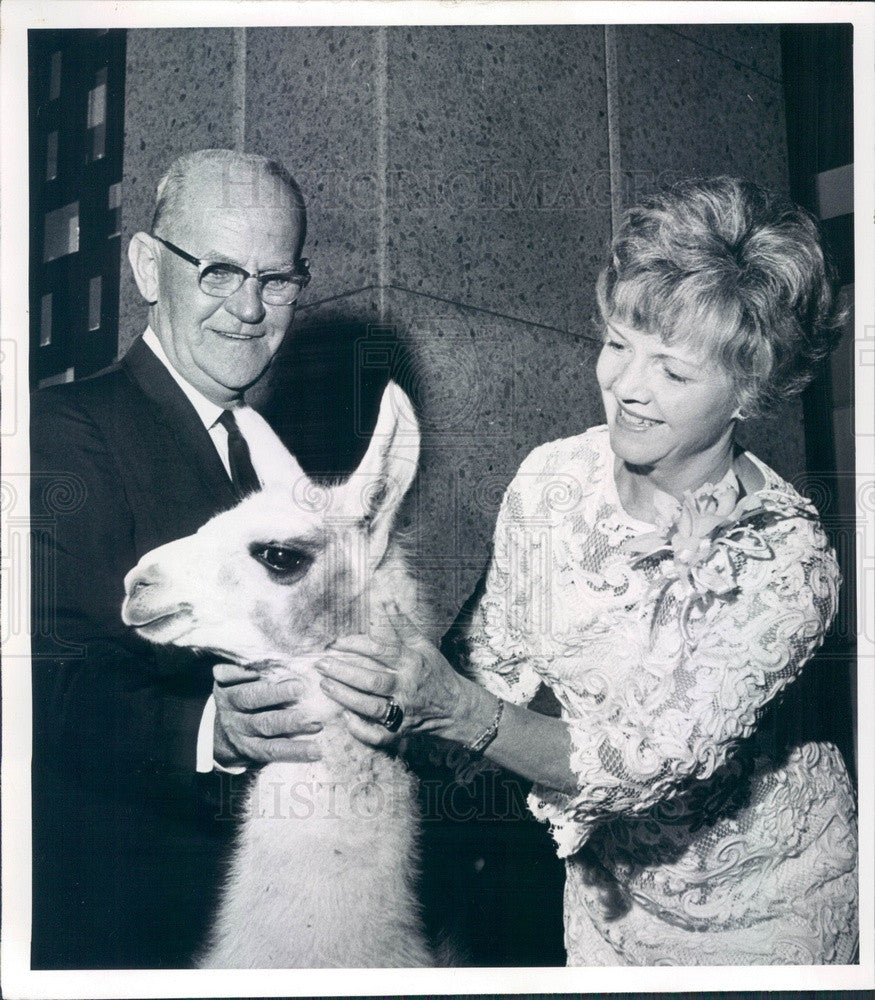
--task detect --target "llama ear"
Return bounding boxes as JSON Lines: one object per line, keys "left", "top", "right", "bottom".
{"left": 233, "top": 407, "right": 309, "bottom": 489}
{"left": 336, "top": 381, "right": 420, "bottom": 531}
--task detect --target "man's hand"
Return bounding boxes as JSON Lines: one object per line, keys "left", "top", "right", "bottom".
{"left": 212, "top": 662, "right": 323, "bottom": 767}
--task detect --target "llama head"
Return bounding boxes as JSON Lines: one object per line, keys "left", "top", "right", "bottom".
{"left": 121, "top": 381, "right": 420, "bottom": 675}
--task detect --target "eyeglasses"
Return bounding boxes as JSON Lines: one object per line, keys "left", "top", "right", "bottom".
{"left": 152, "top": 236, "right": 310, "bottom": 306}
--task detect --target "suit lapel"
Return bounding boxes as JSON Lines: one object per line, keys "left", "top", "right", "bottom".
{"left": 121, "top": 336, "right": 237, "bottom": 509}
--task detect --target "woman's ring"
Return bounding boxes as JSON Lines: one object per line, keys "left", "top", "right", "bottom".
{"left": 381, "top": 697, "right": 404, "bottom": 733}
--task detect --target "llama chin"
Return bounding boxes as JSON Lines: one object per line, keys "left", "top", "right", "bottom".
{"left": 122, "top": 382, "right": 437, "bottom": 968}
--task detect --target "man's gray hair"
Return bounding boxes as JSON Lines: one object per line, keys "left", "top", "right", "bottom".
{"left": 151, "top": 148, "right": 306, "bottom": 244}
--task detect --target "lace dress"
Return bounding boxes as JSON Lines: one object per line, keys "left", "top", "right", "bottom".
{"left": 463, "top": 426, "right": 858, "bottom": 966}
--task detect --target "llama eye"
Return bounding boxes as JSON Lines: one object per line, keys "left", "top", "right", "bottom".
{"left": 250, "top": 544, "right": 312, "bottom": 579}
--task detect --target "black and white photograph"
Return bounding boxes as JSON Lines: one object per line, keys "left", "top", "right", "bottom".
{"left": 1, "top": 1, "right": 873, "bottom": 995}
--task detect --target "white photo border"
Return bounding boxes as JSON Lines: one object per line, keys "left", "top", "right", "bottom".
{"left": 2, "top": 2, "right": 873, "bottom": 996}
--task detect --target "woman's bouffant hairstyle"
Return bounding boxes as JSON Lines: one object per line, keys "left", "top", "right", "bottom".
{"left": 596, "top": 177, "right": 843, "bottom": 416}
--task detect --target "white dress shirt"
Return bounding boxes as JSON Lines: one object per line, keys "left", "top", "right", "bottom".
{"left": 143, "top": 328, "right": 237, "bottom": 478}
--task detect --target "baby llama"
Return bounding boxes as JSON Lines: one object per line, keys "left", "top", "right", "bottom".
{"left": 122, "top": 382, "right": 436, "bottom": 968}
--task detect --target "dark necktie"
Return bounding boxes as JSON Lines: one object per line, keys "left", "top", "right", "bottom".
{"left": 217, "top": 409, "right": 261, "bottom": 497}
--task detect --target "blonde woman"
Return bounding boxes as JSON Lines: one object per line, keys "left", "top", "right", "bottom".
{"left": 316, "top": 177, "right": 858, "bottom": 965}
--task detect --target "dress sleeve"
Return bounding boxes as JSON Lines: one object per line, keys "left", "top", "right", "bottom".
{"left": 529, "top": 511, "right": 841, "bottom": 858}
{"left": 461, "top": 452, "right": 552, "bottom": 706}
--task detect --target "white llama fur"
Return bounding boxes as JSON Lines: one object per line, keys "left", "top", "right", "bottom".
{"left": 121, "top": 383, "right": 435, "bottom": 968}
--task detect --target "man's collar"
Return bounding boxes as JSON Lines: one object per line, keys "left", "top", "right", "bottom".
{"left": 142, "top": 327, "right": 230, "bottom": 428}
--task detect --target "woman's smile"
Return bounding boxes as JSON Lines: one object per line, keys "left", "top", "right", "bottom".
{"left": 613, "top": 401, "right": 664, "bottom": 431}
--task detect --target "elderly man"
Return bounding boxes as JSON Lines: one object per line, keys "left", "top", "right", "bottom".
{"left": 31, "top": 149, "right": 321, "bottom": 968}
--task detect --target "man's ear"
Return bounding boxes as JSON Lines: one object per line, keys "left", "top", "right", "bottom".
{"left": 128, "top": 232, "right": 160, "bottom": 304}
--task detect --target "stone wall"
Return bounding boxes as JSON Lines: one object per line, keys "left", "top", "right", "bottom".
{"left": 121, "top": 25, "right": 796, "bottom": 626}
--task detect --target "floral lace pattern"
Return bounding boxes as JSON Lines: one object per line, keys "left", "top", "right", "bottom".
{"left": 463, "top": 427, "right": 858, "bottom": 965}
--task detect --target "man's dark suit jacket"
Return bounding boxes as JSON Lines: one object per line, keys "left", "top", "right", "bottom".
{"left": 30, "top": 336, "right": 247, "bottom": 969}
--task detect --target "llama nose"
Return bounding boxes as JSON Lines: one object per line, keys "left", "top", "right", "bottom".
{"left": 123, "top": 561, "right": 165, "bottom": 599}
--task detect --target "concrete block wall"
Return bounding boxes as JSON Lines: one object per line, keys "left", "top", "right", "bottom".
{"left": 121, "top": 25, "right": 797, "bottom": 626}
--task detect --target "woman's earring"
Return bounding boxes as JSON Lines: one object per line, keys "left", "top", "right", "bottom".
{"left": 733, "top": 408, "right": 747, "bottom": 422}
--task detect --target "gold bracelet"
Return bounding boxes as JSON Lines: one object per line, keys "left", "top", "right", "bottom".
{"left": 465, "top": 697, "right": 504, "bottom": 755}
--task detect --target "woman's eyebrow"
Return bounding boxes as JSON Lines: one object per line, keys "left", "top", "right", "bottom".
{"left": 605, "top": 322, "right": 705, "bottom": 369}
{"left": 654, "top": 350, "right": 701, "bottom": 368}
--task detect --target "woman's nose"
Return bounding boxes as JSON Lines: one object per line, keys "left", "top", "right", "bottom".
{"left": 612, "top": 356, "right": 650, "bottom": 402}
{"left": 224, "top": 277, "right": 266, "bottom": 324}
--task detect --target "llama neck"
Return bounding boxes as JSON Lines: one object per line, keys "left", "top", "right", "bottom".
{"left": 362, "top": 538, "right": 429, "bottom": 637}
{"left": 248, "top": 731, "right": 409, "bottom": 825}
{"left": 201, "top": 733, "right": 426, "bottom": 968}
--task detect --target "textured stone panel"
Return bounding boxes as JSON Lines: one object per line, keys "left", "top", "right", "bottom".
{"left": 118, "top": 23, "right": 807, "bottom": 636}
{"left": 385, "top": 25, "right": 612, "bottom": 335}
{"left": 613, "top": 25, "right": 789, "bottom": 210}
{"left": 254, "top": 286, "right": 604, "bottom": 628}
{"left": 382, "top": 288, "right": 605, "bottom": 627}
{"left": 247, "top": 287, "right": 383, "bottom": 467}
{"left": 610, "top": 25, "right": 804, "bottom": 481}
{"left": 246, "top": 27, "right": 381, "bottom": 302}
{"left": 120, "top": 28, "right": 239, "bottom": 350}
{"left": 663, "top": 24, "right": 784, "bottom": 80}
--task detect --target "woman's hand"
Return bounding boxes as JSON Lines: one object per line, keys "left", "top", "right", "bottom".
{"left": 314, "top": 602, "right": 473, "bottom": 747}
{"left": 316, "top": 604, "right": 578, "bottom": 794}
